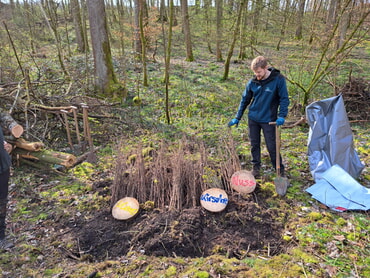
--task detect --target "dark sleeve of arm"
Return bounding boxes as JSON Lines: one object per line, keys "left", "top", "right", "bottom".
{"left": 278, "top": 77, "right": 290, "bottom": 118}
{"left": 235, "top": 83, "right": 253, "bottom": 120}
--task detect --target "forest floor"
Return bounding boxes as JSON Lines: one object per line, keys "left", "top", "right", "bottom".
{"left": 0, "top": 59, "right": 369, "bottom": 278}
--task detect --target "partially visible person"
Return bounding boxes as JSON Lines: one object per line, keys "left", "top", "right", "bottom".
{"left": 0, "top": 126, "right": 13, "bottom": 250}
{"left": 228, "top": 56, "right": 290, "bottom": 178}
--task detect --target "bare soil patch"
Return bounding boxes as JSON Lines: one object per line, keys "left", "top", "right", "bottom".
{"left": 64, "top": 189, "right": 287, "bottom": 261}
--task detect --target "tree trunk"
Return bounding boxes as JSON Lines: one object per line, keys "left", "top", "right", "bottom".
{"left": 139, "top": 0, "right": 148, "bottom": 86}
{"left": 238, "top": 2, "right": 248, "bottom": 60}
{"left": 61, "top": 0, "right": 72, "bottom": 57}
{"left": 326, "top": 0, "right": 339, "bottom": 31}
{"left": 39, "top": 0, "right": 69, "bottom": 77}
{"left": 336, "top": 1, "right": 352, "bottom": 50}
{"left": 71, "top": 0, "right": 86, "bottom": 52}
{"left": 87, "top": 0, "right": 118, "bottom": 98}
{"left": 80, "top": 0, "right": 90, "bottom": 52}
{"left": 180, "top": 0, "right": 194, "bottom": 61}
{"left": 215, "top": 0, "right": 223, "bottom": 62}
{"left": 117, "top": 1, "right": 126, "bottom": 57}
{"left": 203, "top": 0, "right": 212, "bottom": 54}
{"left": 134, "top": 0, "right": 142, "bottom": 56}
{"left": 164, "top": 0, "right": 174, "bottom": 124}
{"left": 24, "top": 0, "right": 36, "bottom": 54}
{"left": 158, "top": 0, "right": 167, "bottom": 22}
{"left": 295, "top": 0, "right": 306, "bottom": 40}
{"left": 251, "top": 0, "right": 263, "bottom": 47}
{"left": 277, "top": 0, "right": 289, "bottom": 50}
{"left": 223, "top": 0, "right": 246, "bottom": 80}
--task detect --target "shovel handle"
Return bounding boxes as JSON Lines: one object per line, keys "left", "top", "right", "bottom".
{"left": 269, "top": 122, "right": 281, "bottom": 176}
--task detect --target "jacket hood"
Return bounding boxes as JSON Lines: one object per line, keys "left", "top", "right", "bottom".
{"left": 252, "top": 67, "right": 280, "bottom": 85}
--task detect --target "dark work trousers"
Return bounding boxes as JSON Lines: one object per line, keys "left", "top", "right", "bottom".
{"left": 0, "top": 169, "right": 10, "bottom": 200}
{"left": 248, "top": 118, "right": 284, "bottom": 173}
{"left": 0, "top": 168, "right": 10, "bottom": 239}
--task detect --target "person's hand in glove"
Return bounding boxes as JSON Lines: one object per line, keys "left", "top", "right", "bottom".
{"left": 228, "top": 118, "right": 239, "bottom": 127}
{"left": 276, "top": 117, "right": 285, "bottom": 126}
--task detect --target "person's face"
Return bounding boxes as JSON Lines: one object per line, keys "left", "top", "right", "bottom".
{"left": 253, "top": 67, "right": 268, "bottom": 80}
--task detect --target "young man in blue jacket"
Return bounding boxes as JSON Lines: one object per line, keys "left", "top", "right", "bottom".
{"left": 228, "top": 56, "right": 290, "bottom": 178}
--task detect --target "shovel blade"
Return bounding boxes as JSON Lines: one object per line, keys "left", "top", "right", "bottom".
{"left": 274, "top": 177, "right": 289, "bottom": 196}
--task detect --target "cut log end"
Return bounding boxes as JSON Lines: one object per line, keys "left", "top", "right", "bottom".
{"left": 10, "top": 123, "right": 24, "bottom": 138}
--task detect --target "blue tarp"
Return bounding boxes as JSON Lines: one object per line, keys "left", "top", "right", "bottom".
{"left": 305, "top": 95, "right": 368, "bottom": 211}
{"left": 306, "top": 94, "right": 364, "bottom": 180}
{"left": 306, "top": 165, "right": 370, "bottom": 212}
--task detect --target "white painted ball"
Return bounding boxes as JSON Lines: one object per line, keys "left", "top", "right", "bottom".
{"left": 112, "top": 197, "right": 140, "bottom": 220}
{"left": 231, "top": 170, "right": 256, "bottom": 194}
{"left": 200, "top": 188, "right": 228, "bottom": 212}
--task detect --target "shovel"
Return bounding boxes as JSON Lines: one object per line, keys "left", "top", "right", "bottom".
{"left": 270, "top": 122, "right": 289, "bottom": 196}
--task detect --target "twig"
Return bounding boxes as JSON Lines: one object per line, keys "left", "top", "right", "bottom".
{"left": 160, "top": 218, "right": 168, "bottom": 236}
{"left": 283, "top": 117, "right": 306, "bottom": 129}
{"left": 34, "top": 104, "right": 75, "bottom": 112}
{"left": 348, "top": 119, "right": 369, "bottom": 123}
{"left": 9, "top": 78, "right": 24, "bottom": 114}
{"left": 352, "top": 259, "right": 360, "bottom": 278}
{"left": 75, "top": 146, "right": 102, "bottom": 165}
{"left": 58, "top": 246, "right": 81, "bottom": 261}
{"left": 3, "top": 21, "right": 25, "bottom": 77}
{"left": 0, "top": 79, "right": 65, "bottom": 88}
{"left": 301, "top": 259, "right": 308, "bottom": 278}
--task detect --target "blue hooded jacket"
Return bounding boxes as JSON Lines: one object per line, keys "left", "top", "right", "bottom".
{"left": 235, "top": 67, "right": 290, "bottom": 123}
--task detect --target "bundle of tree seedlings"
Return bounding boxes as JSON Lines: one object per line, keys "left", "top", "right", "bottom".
{"left": 111, "top": 136, "right": 240, "bottom": 210}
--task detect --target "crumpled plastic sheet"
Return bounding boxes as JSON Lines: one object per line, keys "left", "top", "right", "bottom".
{"left": 306, "top": 165, "right": 370, "bottom": 212}
{"left": 305, "top": 95, "right": 367, "bottom": 211}
{"left": 306, "top": 94, "right": 364, "bottom": 180}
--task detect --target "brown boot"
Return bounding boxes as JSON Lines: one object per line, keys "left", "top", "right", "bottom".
{"left": 252, "top": 165, "right": 261, "bottom": 178}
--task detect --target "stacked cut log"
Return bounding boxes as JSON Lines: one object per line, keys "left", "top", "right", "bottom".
{"left": 0, "top": 111, "right": 24, "bottom": 138}
{"left": 1, "top": 110, "right": 77, "bottom": 169}
{"left": 14, "top": 148, "right": 77, "bottom": 168}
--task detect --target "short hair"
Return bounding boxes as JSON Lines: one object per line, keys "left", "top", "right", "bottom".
{"left": 251, "top": 56, "right": 268, "bottom": 70}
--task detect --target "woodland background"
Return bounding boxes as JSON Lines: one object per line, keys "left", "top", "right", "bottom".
{"left": 0, "top": 0, "right": 370, "bottom": 277}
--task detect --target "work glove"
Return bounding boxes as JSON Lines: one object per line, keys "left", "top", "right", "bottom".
{"left": 276, "top": 117, "right": 285, "bottom": 126}
{"left": 228, "top": 118, "right": 239, "bottom": 127}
